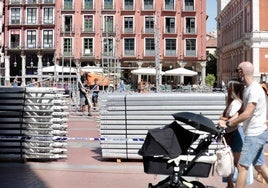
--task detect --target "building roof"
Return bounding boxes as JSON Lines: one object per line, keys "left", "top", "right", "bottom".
{"left": 206, "top": 32, "right": 217, "bottom": 48}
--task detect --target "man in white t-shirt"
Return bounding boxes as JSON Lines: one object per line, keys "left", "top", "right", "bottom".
{"left": 219, "top": 61, "right": 268, "bottom": 188}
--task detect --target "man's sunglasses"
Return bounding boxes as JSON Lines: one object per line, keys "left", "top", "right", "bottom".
{"left": 236, "top": 68, "right": 243, "bottom": 73}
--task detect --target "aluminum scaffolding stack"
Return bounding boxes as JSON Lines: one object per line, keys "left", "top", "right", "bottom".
{"left": 23, "top": 87, "right": 69, "bottom": 160}
{"left": 0, "top": 87, "right": 25, "bottom": 160}
{"left": 99, "top": 92, "right": 226, "bottom": 160}
{"left": 0, "top": 87, "right": 69, "bottom": 161}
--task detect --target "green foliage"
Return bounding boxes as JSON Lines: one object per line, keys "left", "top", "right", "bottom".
{"left": 205, "top": 74, "right": 216, "bottom": 87}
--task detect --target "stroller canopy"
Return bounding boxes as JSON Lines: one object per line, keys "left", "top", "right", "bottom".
{"left": 172, "top": 112, "right": 219, "bottom": 135}
{"left": 139, "top": 121, "right": 200, "bottom": 159}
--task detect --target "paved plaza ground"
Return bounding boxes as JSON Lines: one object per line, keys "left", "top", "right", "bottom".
{"left": 0, "top": 111, "right": 267, "bottom": 188}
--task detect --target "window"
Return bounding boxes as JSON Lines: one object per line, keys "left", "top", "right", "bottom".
{"left": 64, "top": 15, "right": 73, "bottom": 32}
{"left": 165, "top": 39, "right": 176, "bottom": 56}
{"left": 84, "top": 15, "right": 94, "bottom": 32}
{"left": 185, "top": 0, "right": 194, "bottom": 11}
{"left": 185, "top": 39, "right": 196, "bottom": 56}
{"left": 83, "top": 38, "right": 93, "bottom": 56}
{"left": 124, "top": 0, "right": 134, "bottom": 10}
{"left": 10, "top": 30, "right": 20, "bottom": 48}
{"left": 185, "top": 17, "right": 195, "bottom": 34}
{"left": 165, "top": 17, "right": 175, "bottom": 33}
{"left": 27, "top": 30, "right": 36, "bottom": 48}
{"left": 124, "top": 38, "right": 135, "bottom": 56}
{"left": 63, "top": 38, "right": 72, "bottom": 56}
{"left": 145, "top": 38, "right": 155, "bottom": 56}
{"left": 104, "top": 16, "right": 114, "bottom": 33}
{"left": 43, "top": 30, "right": 53, "bottom": 48}
{"left": 64, "top": 0, "right": 73, "bottom": 10}
{"left": 27, "top": 8, "right": 37, "bottom": 24}
{"left": 124, "top": 17, "right": 133, "bottom": 33}
{"left": 104, "top": 0, "right": 113, "bottom": 9}
{"left": 43, "top": 8, "right": 54, "bottom": 24}
{"left": 165, "top": 0, "right": 174, "bottom": 10}
{"left": 11, "top": 8, "right": 20, "bottom": 24}
{"left": 103, "top": 38, "right": 114, "bottom": 56}
{"left": 84, "top": 0, "right": 93, "bottom": 9}
{"left": 144, "top": 0, "right": 154, "bottom": 10}
{"left": 145, "top": 16, "right": 154, "bottom": 33}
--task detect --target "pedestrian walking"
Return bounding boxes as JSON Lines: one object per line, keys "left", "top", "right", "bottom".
{"left": 218, "top": 61, "right": 268, "bottom": 188}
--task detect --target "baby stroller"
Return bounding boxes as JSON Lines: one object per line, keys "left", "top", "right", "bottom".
{"left": 139, "top": 112, "right": 222, "bottom": 188}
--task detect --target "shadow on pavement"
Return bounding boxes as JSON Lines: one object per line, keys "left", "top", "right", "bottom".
{"left": 0, "top": 162, "right": 48, "bottom": 188}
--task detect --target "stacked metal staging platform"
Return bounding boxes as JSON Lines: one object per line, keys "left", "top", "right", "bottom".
{"left": 99, "top": 92, "right": 226, "bottom": 160}
{"left": 0, "top": 87, "right": 69, "bottom": 161}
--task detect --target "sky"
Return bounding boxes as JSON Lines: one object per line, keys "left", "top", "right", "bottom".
{"left": 206, "top": 0, "right": 217, "bottom": 32}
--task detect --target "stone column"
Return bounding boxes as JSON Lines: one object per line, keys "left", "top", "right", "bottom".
{"left": 37, "top": 55, "right": 43, "bottom": 82}
{"left": 200, "top": 61, "right": 206, "bottom": 85}
{"left": 159, "top": 63, "right": 163, "bottom": 85}
{"left": 178, "top": 61, "right": 187, "bottom": 84}
{"left": 21, "top": 55, "right": 26, "bottom": 85}
{"left": 4, "top": 56, "right": 10, "bottom": 85}
{"left": 137, "top": 61, "right": 143, "bottom": 83}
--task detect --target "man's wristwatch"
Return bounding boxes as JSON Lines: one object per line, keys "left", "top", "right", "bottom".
{"left": 226, "top": 121, "right": 230, "bottom": 127}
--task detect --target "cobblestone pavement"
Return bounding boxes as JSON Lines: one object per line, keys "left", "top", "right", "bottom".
{"left": 0, "top": 111, "right": 267, "bottom": 188}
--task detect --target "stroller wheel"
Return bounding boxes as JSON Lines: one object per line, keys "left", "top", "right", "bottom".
{"left": 189, "top": 181, "right": 206, "bottom": 188}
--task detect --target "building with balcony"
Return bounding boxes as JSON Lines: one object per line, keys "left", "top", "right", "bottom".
{"left": 0, "top": 0, "right": 4, "bottom": 84}
{"left": 216, "top": 0, "right": 268, "bottom": 85}
{"left": 3, "top": 0, "right": 207, "bottom": 86}
{"left": 4, "top": 0, "right": 56, "bottom": 85}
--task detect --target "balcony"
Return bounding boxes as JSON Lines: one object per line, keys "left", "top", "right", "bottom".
{"left": 164, "top": 27, "right": 176, "bottom": 34}
{"left": 60, "top": 26, "right": 75, "bottom": 35}
{"left": 143, "top": 28, "right": 154, "bottom": 34}
{"left": 101, "top": 3, "right": 116, "bottom": 13}
{"left": 81, "top": 27, "right": 95, "bottom": 34}
{"left": 81, "top": 2, "right": 96, "bottom": 12}
{"left": 144, "top": 50, "right": 155, "bottom": 57}
{"left": 164, "top": 50, "right": 177, "bottom": 57}
{"left": 42, "top": 0, "right": 55, "bottom": 4}
{"left": 122, "top": 28, "right": 135, "bottom": 35}
{"left": 42, "top": 19, "right": 55, "bottom": 26}
{"left": 9, "top": 0, "right": 21, "bottom": 5}
{"left": 181, "top": 5, "right": 195, "bottom": 12}
{"left": 61, "top": 3, "right": 75, "bottom": 13}
{"left": 124, "top": 50, "right": 135, "bottom": 57}
{"left": 10, "top": 42, "right": 21, "bottom": 49}
{"left": 26, "top": 0, "right": 38, "bottom": 5}
{"left": 185, "top": 50, "right": 197, "bottom": 57}
{"left": 43, "top": 43, "right": 54, "bottom": 49}
{"left": 121, "top": 4, "right": 135, "bottom": 13}
{"left": 162, "top": 4, "right": 176, "bottom": 12}
{"left": 26, "top": 43, "right": 37, "bottom": 49}
{"left": 84, "top": 49, "right": 93, "bottom": 55}
{"left": 8, "top": 20, "right": 22, "bottom": 27}
{"left": 184, "top": 28, "right": 197, "bottom": 35}
{"left": 63, "top": 51, "right": 73, "bottom": 57}
{"left": 140, "top": 4, "right": 155, "bottom": 12}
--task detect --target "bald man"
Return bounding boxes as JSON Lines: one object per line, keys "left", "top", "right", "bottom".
{"left": 219, "top": 61, "right": 268, "bottom": 187}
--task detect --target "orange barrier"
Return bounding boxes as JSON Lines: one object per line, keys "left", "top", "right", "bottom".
{"left": 87, "top": 72, "right": 110, "bottom": 86}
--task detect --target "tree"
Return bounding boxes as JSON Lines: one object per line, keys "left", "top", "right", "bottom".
{"left": 206, "top": 53, "right": 217, "bottom": 77}
{"left": 205, "top": 74, "right": 216, "bottom": 87}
